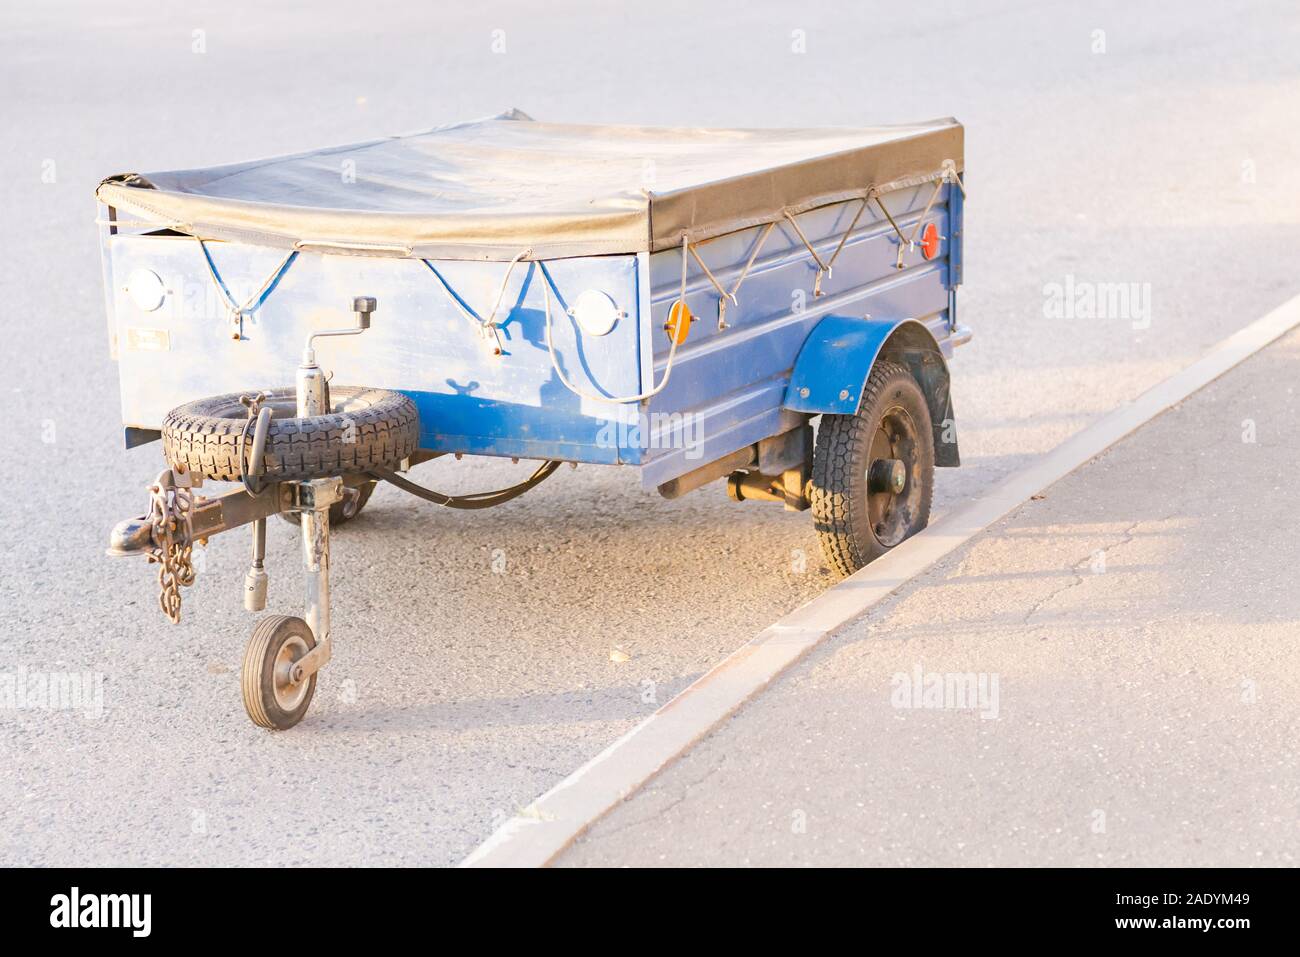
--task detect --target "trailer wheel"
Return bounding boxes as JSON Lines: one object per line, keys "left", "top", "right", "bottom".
{"left": 279, "top": 480, "right": 376, "bottom": 528}
{"left": 809, "top": 360, "right": 934, "bottom": 577}
{"left": 242, "top": 615, "right": 317, "bottom": 730}
{"left": 162, "top": 386, "right": 419, "bottom": 483}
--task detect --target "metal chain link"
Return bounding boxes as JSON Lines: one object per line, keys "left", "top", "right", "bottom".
{"left": 144, "top": 470, "right": 197, "bottom": 624}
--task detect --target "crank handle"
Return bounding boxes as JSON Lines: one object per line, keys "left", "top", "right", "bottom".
{"left": 303, "top": 296, "right": 377, "bottom": 364}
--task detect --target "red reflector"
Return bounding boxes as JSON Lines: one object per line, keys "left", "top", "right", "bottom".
{"left": 920, "top": 222, "right": 940, "bottom": 260}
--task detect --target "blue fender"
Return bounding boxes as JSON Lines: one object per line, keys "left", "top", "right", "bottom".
{"left": 783, "top": 315, "right": 960, "bottom": 466}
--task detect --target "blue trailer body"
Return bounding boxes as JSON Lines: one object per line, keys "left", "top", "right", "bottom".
{"left": 103, "top": 179, "right": 965, "bottom": 491}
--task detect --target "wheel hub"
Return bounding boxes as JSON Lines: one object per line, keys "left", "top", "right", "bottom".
{"left": 272, "top": 635, "right": 312, "bottom": 711}
{"left": 865, "top": 405, "right": 922, "bottom": 548}
{"left": 868, "top": 458, "right": 907, "bottom": 495}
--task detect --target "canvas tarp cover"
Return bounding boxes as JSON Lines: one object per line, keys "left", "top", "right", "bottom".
{"left": 97, "top": 109, "right": 963, "bottom": 261}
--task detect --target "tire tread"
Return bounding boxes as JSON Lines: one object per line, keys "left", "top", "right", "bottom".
{"left": 809, "top": 360, "right": 934, "bottom": 577}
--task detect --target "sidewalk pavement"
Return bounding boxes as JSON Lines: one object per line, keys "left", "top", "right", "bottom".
{"left": 557, "top": 328, "right": 1300, "bottom": 867}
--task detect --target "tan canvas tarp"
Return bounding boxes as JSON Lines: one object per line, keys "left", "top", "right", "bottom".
{"left": 97, "top": 109, "right": 963, "bottom": 261}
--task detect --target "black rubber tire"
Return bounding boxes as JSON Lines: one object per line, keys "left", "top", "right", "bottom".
{"left": 809, "top": 360, "right": 934, "bottom": 578}
{"left": 279, "top": 480, "right": 377, "bottom": 528}
{"left": 162, "top": 386, "right": 419, "bottom": 483}
{"left": 242, "top": 615, "right": 317, "bottom": 730}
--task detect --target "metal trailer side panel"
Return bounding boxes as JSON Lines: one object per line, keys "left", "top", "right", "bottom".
{"left": 107, "top": 237, "right": 648, "bottom": 464}
{"left": 639, "top": 183, "right": 957, "bottom": 489}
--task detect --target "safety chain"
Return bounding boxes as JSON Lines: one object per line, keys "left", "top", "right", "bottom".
{"left": 144, "top": 470, "right": 197, "bottom": 624}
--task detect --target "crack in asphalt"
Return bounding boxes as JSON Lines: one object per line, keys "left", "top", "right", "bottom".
{"left": 1021, "top": 517, "right": 1164, "bottom": 626}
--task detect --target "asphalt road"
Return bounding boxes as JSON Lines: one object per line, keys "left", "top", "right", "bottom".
{"left": 1, "top": 0, "right": 1297, "bottom": 865}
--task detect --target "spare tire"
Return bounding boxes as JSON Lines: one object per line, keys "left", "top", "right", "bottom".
{"left": 162, "top": 386, "right": 420, "bottom": 483}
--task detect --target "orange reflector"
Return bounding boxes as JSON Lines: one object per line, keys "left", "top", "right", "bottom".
{"left": 920, "top": 222, "right": 940, "bottom": 260}
{"left": 665, "top": 299, "right": 693, "bottom": 345}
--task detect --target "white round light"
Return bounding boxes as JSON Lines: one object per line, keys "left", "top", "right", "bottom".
{"left": 569, "top": 289, "right": 622, "bottom": 337}
{"left": 126, "top": 268, "right": 167, "bottom": 312}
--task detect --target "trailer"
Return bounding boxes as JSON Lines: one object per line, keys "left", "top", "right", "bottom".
{"left": 99, "top": 109, "right": 969, "bottom": 729}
